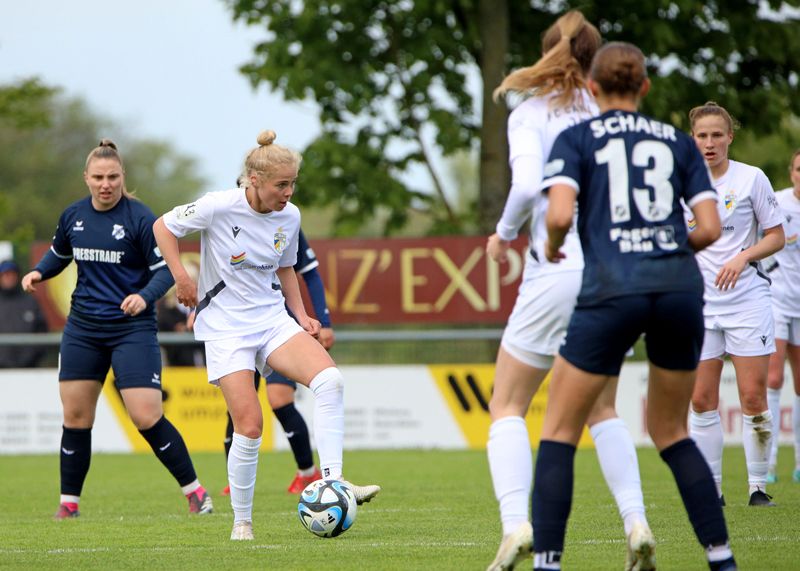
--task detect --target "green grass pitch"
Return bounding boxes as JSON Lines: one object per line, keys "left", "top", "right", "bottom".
{"left": 2, "top": 447, "right": 799, "bottom": 570}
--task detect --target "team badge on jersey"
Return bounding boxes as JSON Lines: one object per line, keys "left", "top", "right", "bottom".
{"left": 112, "top": 224, "right": 125, "bottom": 240}
{"left": 724, "top": 192, "right": 736, "bottom": 211}
{"left": 177, "top": 203, "right": 198, "bottom": 220}
{"left": 274, "top": 230, "right": 287, "bottom": 254}
{"left": 230, "top": 252, "right": 247, "bottom": 266}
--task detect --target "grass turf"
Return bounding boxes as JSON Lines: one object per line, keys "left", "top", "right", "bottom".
{"left": 2, "top": 447, "right": 799, "bottom": 570}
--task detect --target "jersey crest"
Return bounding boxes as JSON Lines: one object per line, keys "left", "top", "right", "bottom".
{"left": 112, "top": 224, "right": 125, "bottom": 240}
{"left": 724, "top": 192, "right": 736, "bottom": 211}
{"left": 274, "top": 230, "right": 287, "bottom": 254}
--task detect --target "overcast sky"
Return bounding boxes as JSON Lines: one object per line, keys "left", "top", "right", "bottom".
{"left": 0, "top": 0, "right": 321, "bottom": 193}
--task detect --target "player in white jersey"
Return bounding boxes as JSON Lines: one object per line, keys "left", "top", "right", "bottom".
{"left": 484, "top": 11, "right": 651, "bottom": 571}
{"left": 686, "top": 102, "right": 785, "bottom": 507}
{"left": 153, "top": 130, "right": 380, "bottom": 541}
{"left": 766, "top": 149, "right": 800, "bottom": 483}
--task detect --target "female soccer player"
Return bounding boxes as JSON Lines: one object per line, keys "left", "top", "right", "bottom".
{"left": 22, "top": 140, "right": 213, "bottom": 519}
{"left": 485, "top": 11, "right": 649, "bottom": 570}
{"left": 153, "top": 130, "right": 379, "bottom": 541}
{"left": 532, "top": 42, "right": 736, "bottom": 570}
{"left": 687, "top": 102, "right": 785, "bottom": 507}
{"left": 766, "top": 149, "right": 800, "bottom": 483}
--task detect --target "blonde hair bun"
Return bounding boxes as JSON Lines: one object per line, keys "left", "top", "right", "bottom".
{"left": 257, "top": 130, "right": 277, "bottom": 146}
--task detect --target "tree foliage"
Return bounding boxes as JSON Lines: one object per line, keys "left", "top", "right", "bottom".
{"left": 0, "top": 82, "right": 206, "bottom": 266}
{"left": 228, "top": 0, "right": 799, "bottom": 234}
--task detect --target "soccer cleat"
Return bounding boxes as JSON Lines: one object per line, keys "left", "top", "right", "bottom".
{"left": 793, "top": 469, "right": 800, "bottom": 483}
{"left": 54, "top": 503, "right": 79, "bottom": 520}
{"left": 187, "top": 487, "right": 214, "bottom": 514}
{"left": 230, "top": 521, "right": 254, "bottom": 541}
{"left": 287, "top": 467, "right": 322, "bottom": 494}
{"left": 625, "top": 521, "right": 656, "bottom": 571}
{"left": 486, "top": 521, "right": 532, "bottom": 571}
{"left": 343, "top": 481, "right": 381, "bottom": 505}
{"left": 220, "top": 484, "right": 230, "bottom": 496}
{"left": 748, "top": 489, "right": 776, "bottom": 507}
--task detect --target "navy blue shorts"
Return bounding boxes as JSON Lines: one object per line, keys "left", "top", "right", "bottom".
{"left": 266, "top": 369, "right": 298, "bottom": 389}
{"left": 59, "top": 319, "right": 163, "bottom": 390}
{"left": 559, "top": 291, "right": 705, "bottom": 376}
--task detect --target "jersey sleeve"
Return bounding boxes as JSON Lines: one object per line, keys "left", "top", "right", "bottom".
{"left": 294, "top": 229, "right": 320, "bottom": 274}
{"left": 681, "top": 140, "right": 718, "bottom": 208}
{"left": 540, "top": 129, "right": 581, "bottom": 195}
{"left": 751, "top": 169, "right": 784, "bottom": 230}
{"left": 34, "top": 211, "right": 74, "bottom": 279}
{"left": 162, "top": 193, "right": 216, "bottom": 238}
{"left": 136, "top": 205, "right": 169, "bottom": 272}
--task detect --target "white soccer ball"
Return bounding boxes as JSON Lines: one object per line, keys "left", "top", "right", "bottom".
{"left": 297, "top": 479, "right": 357, "bottom": 538}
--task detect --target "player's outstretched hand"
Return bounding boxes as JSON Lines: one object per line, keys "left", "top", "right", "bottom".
{"left": 120, "top": 293, "right": 147, "bottom": 316}
{"left": 175, "top": 275, "right": 198, "bottom": 308}
{"left": 318, "top": 327, "right": 335, "bottom": 350}
{"left": 299, "top": 316, "right": 321, "bottom": 339}
{"left": 21, "top": 270, "right": 42, "bottom": 293}
{"left": 714, "top": 253, "right": 747, "bottom": 291}
{"left": 486, "top": 233, "right": 511, "bottom": 263}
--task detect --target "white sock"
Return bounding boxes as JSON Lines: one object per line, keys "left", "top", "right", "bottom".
{"left": 310, "top": 367, "right": 344, "bottom": 481}
{"left": 229, "top": 432, "right": 261, "bottom": 524}
{"left": 60, "top": 494, "right": 80, "bottom": 505}
{"left": 487, "top": 416, "right": 531, "bottom": 536}
{"left": 299, "top": 465, "right": 317, "bottom": 477}
{"left": 767, "top": 387, "right": 781, "bottom": 469}
{"left": 794, "top": 395, "right": 800, "bottom": 470}
{"left": 742, "top": 411, "right": 772, "bottom": 494}
{"left": 690, "top": 409, "right": 724, "bottom": 496}
{"left": 180, "top": 480, "right": 201, "bottom": 496}
{"left": 590, "top": 418, "right": 647, "bottom": 536}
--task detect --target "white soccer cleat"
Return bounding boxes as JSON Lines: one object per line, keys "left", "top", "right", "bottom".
{"left": 486, "top": 521, "right": 532, "bottom": 571}
{"left": 625, "top": 521, "right": 656, "bottom": 571}
{"left": 230, "top": 521, "right": 254, "bottom": 541}
{"left": 343, "top": 481, "right": 381, "bottom": 505}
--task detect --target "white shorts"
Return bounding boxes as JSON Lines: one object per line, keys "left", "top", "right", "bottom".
{"left": 773, "top": 308, "right": 800, "bottom": 345}
{"left": 500, "top": 266, "right": 582, "bottom": 367}
{"left": 203, "top": 311, "right": 304, "bottom": 384}
{"left": 701, "top": 302, "right": 776, "bottom": 360}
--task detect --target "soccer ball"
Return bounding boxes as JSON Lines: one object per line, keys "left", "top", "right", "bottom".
{"left": 297, "top": 479, "right": 357, "bottom": 538}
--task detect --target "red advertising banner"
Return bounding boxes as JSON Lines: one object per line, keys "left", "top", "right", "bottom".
{"left": 31, "top": 235, "right": 529, "bottom": 328}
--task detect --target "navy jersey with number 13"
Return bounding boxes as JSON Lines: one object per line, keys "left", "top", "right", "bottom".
{"left": 542, "top": 110, "right": 717, "bottom": 305}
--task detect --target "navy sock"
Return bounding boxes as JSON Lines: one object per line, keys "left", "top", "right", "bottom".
{"left": 224, "top": 412, "right": 234, "bottom": 460}
{"left": 273, "top": 403, "right": 313, "bottom": 470}
{"left": 660, "top": 438, "right": 729, "bottom": 547}
{"left": 60, "top": 426, "right": 92, "bottom": 496}
{"left": 139, "top": 416, "right": 197, "bottom": 487}
{"left": 532, "top": 440, "right": 576, "bottom": 555}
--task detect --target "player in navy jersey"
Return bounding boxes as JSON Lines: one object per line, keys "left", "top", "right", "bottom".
{"left": 153, "top": 130, "right": 379, "bottom": 541}
{"left": 531, "top": 43, "right": 736, "bottom": 571}
{"left": 21, "top": 139, "right": 213, "bottom": 519}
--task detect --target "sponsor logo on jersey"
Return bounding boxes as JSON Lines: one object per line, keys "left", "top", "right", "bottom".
{"left": 73, "top": 220, "right": 85, "bottom": 232}
{"left": 787, "top": 233, "right": 798, "bottom": 246}
{"left": 112, "top": 224, "right": 125, "bottom": 240}
{"left": 178, "top": 203, "right": 197, "bottom": 219}
{"left": 232, "top": 226, "right": 241, "bottom": 238}
{"left": 543, "top": 159, "right": 565, "bottom": 178}
{"left": 73, "top": 248, "right": 125, "bottom": 263}
{"left": 687, "top": 218, "right": 697, "bottom": 231}
{"left": 230, "top": 252, "right": 247, "bottom": 266}
{"left": 724, "top": 192, "right": 736, "bottom": 211}
{"left": 274, "top": 229, "right": 287, "bottom": 254}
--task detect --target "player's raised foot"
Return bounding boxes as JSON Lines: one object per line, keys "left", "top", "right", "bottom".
{"left": 748, "top": 489, "right": 775, "bottom": 507}
{"left": 287, "top": 467, "right": 322, "bottom": 494}
{"left": 486, "top": 521, "right": 532, "bottom": 571}
{"left": 343, "top": 481, "right": 381, "bottom": 505}
{"left": 625, "top": 521, "right": 656, "bottom": 571}
{"left": 54, "top": 502, "right": 79, "bottom": 520}
{"left": 220, "top": 484, "right": 230, "bottom": 496}
{"left": 230, "top": 521, "right": 254, "bottom": 541}
{"left": 187, "top": 486, "right": 214, "bottom": 514}
{"left": 793, "top": 469, "right": 800, "bottom": 483}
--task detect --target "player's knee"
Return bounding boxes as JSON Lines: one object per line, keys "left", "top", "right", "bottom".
{"left": 310, "top": 367, "right": 344, "bottom": 396}
{"left": 739, "top": 391, "right": 767, "bottom": 415}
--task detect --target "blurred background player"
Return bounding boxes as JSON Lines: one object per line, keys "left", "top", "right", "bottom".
{"left": 0, "top": 259, "right": 48, "bottom": 368}
{"left": 766, "top": 149, "right": 800, "bottom": 483}
{"left": 221, "top": 194, "right": 334, "bottom": 495}
{"left": 153, "top": 129, "right": 379, "bottom": 541}
{"left": 532, "top": 42, "right": 735, "bottom": 571}
{"left": 485, "top": 11, "right": 649, "bottom": 570}
{"left": 21, "top": 139, "right": 213, "bottom": 519}
{"left": 686, "top": 102, "right": 785, "bottom": 507}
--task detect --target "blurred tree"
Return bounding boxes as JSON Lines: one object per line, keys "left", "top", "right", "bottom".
{"left": 0, "top": 78, "right": 55, "bottom": 129}
{"left": 0, "top": 86, "right": 205, "bottom": 265}
{"left": 227, "top": 0, "right": 800, "bottom": 234}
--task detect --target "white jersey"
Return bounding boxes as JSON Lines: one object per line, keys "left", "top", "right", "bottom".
{"left": 770, "top": 188, "right": 800, "bottom": 317}
{"left": 691, "top": 160, "right": 784, "bottom": 315}
{"left": 162, "top": 188, "right": 301, "bottom": 340}
{"left": 495, "top": 90, "right": 597, "bottom": 273}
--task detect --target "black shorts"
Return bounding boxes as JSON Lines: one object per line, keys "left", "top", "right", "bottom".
{"left": 559, "top": 291, "right": 705, "bottom": 376}
{"left": 59, "top": 319, "right": 162, "bottom": 390}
